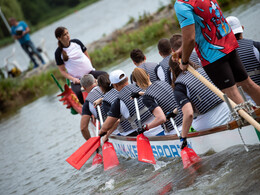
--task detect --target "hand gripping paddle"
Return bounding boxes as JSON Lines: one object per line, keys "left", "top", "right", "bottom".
{"left": 168, "top": 108, "right": 200, "bottom": 169}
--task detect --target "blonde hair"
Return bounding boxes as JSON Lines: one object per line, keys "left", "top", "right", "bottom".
{"left": 132, "top": 67, "right": 150, "bottom": 89}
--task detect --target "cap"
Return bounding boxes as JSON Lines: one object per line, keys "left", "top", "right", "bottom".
{"left": 226, "top": 16, "right": 243, "bottom": 35}
{"left": 109, "top": 69, "right": 127, "bottom": 84}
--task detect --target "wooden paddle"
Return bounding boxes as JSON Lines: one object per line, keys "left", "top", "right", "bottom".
{"left": 167, "top": 109, "right": 201, "bottom": 169}
{"left": 187, "top": 65, "right": 260, "bottom": 132}
{"left": 97, "top": 105, "right": 119, "bottom": 171}
{"left": 133, "top": 97, "right": 156, "bottom": 164}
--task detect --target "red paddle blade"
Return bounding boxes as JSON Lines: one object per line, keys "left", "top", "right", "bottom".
{"left": 137, "top": 134, "right": 156, "bottom": 164}
{"left": 181, "top": 147, "right": 201, "bottom": 169}
{"left": 92, "top": 152, "right": 103, "bottom": 166}
{"left": 66, "top": 137, "right": 100, "bottom": 170}
{"left": 102, "top": 142, "right": 119, "bottom": 171}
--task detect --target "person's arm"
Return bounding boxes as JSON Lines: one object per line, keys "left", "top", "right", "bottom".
{"left": 102, "top": 119, "right": 120, "bottom": 142}
{"left": 21, "top": 26, "right": 30, "bottom": 37}
{"left": 174, "top": 83, "right": 193, "bottom": 138}
{"left": 80, "top": 115, "right": 91, "bottom": 140}
{"left": 84, "top": 50, "right": 91, "bottom": 62}
{"left": 174, "top": 1, "right": 196, "bottom": 70}
{"left": 181, "top": 102, "right": 193, "bottom": 138}
{"left": 149, "top": 107, "right": 166, "bottom": 129}
{"left": 57, "top": 65, "right": 80, "bottom": 84}
{"left": 80, "top": 101, "right": 93, "bottom": 140}
{"left": 179, "top": 24, "right": 195, "bottom": 70}
{"left": 93, "top": 97, "right": 103, "bottom": 107}
{"left": 99, "top": 98, "right": 121, "bottom": 135}
{"left": 99, "top": 116, "right": 118, "bottom": 136}
{"left": 142, "top": 95, "right": 166, "bottom": 129}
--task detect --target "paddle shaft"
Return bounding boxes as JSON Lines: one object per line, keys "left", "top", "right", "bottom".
{"left": 170, "top": 118, "right": 181, "bottom": 138}
{"left": 97, "top": 105, "right": 104, "bottom": 126}
{"left": 134, "top": 98, "right": 142, "bottom": 129}
{"left": 187, "top": 65, "right": 260, "bottom": 132}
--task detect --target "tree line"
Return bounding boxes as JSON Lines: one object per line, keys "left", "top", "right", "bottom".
{"left": 0, "top": 0, "right": 96, "bottom": 40}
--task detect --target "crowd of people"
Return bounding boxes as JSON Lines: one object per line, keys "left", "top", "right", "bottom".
{"left": 53, "top": 0, "right": 260, "bottom": 150}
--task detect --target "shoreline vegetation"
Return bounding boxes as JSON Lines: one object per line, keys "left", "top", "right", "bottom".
{"left": 0, "top": 0, "right": 251, "bottom": 119}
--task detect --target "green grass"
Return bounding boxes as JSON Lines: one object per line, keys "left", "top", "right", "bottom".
{"left": 0, "top": 68, "right": 65, "bottom": 118}
{"left": 90, "top": 18, "right": 177, "bottom": 69}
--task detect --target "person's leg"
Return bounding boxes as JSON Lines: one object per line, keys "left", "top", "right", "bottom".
{"left": 71, "top": 82, "right": 84, "bottom": 104}
{"left": 27, "top": 40, "right": 45, "bottom": 64}
{"left": 237, "top": 77, "right": 260, "bottom": 105}
{"left": 221, "top": 86, "right": 244, "bottom": 104}
{"left": 204, "top": 53, "right": 244, "bottom": 104}
{"left": 229, "top": 50, "right": 260, "bottom": 106}
{"left": 89, "top": 70, "right": 107, "bottom": 79}
{"left": 21, "top": 43, "right": 39, "bottom": 68}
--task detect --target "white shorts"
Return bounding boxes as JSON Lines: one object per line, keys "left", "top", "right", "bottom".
{"left": 192, "top": 102, "right": 230, "bottom": 131}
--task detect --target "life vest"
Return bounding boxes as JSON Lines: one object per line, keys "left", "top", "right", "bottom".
{"left": 118, "top": 84, "right": 152, "bottom": 132}
{"left": 103, "top": 88, "right": 118, "bottom": 105}
{"left": 139, "top": 62, "right": 159, "bottom": 83}
{"left": 85, "top": 87, "right": 106, "bottom": 121}
{"left": 145, "top": 81, "right": 183, "bottom": 132}
{"left": 237, "top": 39, "right": 260, "bottom": 85}
{"left": 158, "top": 55, "right": 171, "bottom": 85}
{"left": 175, "top": 68, "right": 223, "bottom": 114}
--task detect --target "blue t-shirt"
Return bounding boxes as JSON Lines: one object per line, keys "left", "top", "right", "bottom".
{"left": 11, "top": 21, "right": 30, "bottom": 44}
{"left": 174, "top": 0, "right": 238, "bottom": 66}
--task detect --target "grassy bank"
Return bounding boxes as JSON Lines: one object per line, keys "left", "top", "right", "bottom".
{"left": 0, "top": 68, "right": 66, "bottom": 119}
{"left": 90, "top": 18, "right": 178, "bottom": 69}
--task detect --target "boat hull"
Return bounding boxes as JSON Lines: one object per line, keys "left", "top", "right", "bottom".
{"left": 108, "top": 125, "right": 260, "bottom": 159}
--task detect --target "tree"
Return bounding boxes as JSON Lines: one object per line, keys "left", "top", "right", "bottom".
{"left": 0, "top": 0, "right": 24, "bottom": 38}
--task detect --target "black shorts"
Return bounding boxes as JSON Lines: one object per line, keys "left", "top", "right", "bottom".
{"left": 203, "top": 50, "right": 248, "bottom": 90}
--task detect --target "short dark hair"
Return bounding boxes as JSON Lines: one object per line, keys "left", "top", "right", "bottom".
{"left": 169, "top": 34, "right": 182, "bottom": 51}
{"left": 130, "top": 49, "right": 145, "bottom": 63}
{"left": 157, "top": 38, "right": 171, "bottom": 56}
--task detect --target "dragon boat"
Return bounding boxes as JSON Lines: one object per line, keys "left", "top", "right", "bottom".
{"left": 57, "top": 83, "right": 260, "bottom": 160}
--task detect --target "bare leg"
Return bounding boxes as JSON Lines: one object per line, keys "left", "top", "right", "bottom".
{"left": 237, "top": 77, "right": 260, "bottom": 106}
{"left": 222, "top": 85, "right": 244, "bottom": 104}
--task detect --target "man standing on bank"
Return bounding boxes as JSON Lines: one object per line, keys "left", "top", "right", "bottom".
{"left": 173, "top": 0, "right": 260, "bottom": 105}
{"left": 9, "top": 17, "right": 45, "bottom": 68}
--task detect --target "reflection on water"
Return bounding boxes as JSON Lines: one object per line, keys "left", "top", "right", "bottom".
{"left": 0, "top": 0, "right": 260, "bottom": 194}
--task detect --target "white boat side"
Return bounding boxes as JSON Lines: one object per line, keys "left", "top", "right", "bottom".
{"left": 107, "top": 123, "right": 260, "bottom": 159}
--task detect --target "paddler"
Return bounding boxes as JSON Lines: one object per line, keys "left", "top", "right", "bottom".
{"left": 80, "top": 74, "right": 106, "bottom": 140}
{"left": 131, "top": 68, "right": 183, "bottom": 136}
{"left": 98, "top": 69, "right": 164, "bottom": 137}
{"left": 173, "top": 0, "right": 260, "bottom": 105}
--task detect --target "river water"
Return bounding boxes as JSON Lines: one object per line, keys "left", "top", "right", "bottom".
{"left": 1, "top": 0, "right": 260, "bottom": 195}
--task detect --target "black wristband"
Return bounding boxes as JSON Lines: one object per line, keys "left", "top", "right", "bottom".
{"left": 181, "top": 59, "right": 189, "bottom": 65}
